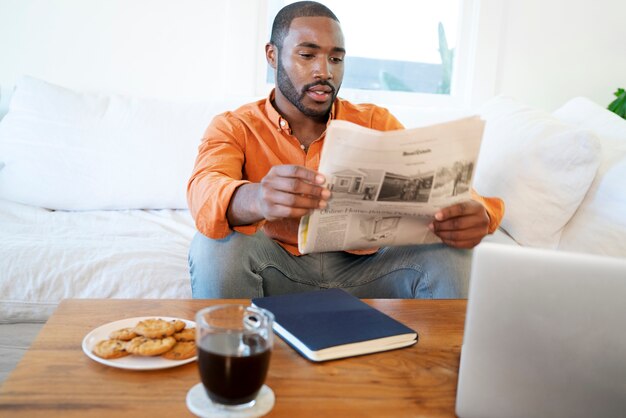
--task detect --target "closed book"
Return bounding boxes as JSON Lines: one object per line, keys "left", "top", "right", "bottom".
{"left": 251, "top": 288, "right": 418, "bottom": 362}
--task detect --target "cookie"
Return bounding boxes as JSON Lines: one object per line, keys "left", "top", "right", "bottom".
{"left": 170, "top": 319, "right": 187, "bottom": 332}
{"left": 109, "top": 327, "right": 138, "bottom": 341}
{"left": 134, "top": 319, "right": 176, "bottom": 339}
{"left": 93, "top": 339, "right": 130, "bottom": 359}
{"left": 173, "top": 328, "right": 195, "bottom": 342}
{"left": 162, "top": 341, "right": 196, "bottom": 360}
{"left": 126, "top": 336, "right": 177, "bottom": 356}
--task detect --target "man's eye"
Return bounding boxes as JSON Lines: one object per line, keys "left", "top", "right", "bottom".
{"left": 330, "top": 57, "right": 344, "bottom": 63}
{"left": 299, "top": 53, "right": 314, "bottom": 59}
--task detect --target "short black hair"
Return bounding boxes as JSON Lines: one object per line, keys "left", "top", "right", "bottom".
{"left": 269, "top": 1, "right": 339, "bottom": 48}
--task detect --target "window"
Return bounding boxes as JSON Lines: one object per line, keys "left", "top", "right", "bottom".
{"left": 261, "top": 0, "right": 479, "bottom": 107}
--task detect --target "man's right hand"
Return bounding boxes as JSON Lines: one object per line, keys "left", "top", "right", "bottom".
{"left": 257, "top": 165, "right": 330, "bottom": 221}
{"left": 227, "top": 165, "right": 331, "bottom": 226}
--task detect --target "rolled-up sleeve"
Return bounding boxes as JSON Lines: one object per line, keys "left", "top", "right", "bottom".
{"left": 187, "top": 113, "right": 254, "bottom": 238}
{"left": 470, "top": 190, "right": 505, "bottom": 234}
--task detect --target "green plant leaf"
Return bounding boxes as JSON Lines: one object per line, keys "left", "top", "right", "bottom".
{"left": 608, "top": 88, "right": 626, "bottom": 119}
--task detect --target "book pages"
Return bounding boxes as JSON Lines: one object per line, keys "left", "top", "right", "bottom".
{"left": 298, "top": 116, "right": 485, "bottom": 254}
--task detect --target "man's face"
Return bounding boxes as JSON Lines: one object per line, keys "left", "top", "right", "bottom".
{"left": 273, "top": 16, "right": 345, "bottom": 119}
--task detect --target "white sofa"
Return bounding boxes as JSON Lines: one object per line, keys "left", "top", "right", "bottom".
{"left": 1, "top": 76, "right": 625, "bottom": 382}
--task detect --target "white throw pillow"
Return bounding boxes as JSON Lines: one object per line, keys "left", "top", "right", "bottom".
{"left": 473, "top": 96, "right": 601, "bottom": 248}
{"left": 553, "top": 97, "right": 626, "bottom": 257}
{"left": 0, "top": 76, "right": 256, "bottom": 210}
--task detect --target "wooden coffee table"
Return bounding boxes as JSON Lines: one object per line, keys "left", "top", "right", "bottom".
{"left": 0, "top": 299, "right": 466, "bottom": 417}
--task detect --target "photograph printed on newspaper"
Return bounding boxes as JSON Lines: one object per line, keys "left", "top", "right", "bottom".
{"left": 298, "top": 116, "right": 485, "bottom": 254}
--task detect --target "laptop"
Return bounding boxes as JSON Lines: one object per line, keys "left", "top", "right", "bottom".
{"left": 456, "top": 243, "right": 626, "bottom": 418}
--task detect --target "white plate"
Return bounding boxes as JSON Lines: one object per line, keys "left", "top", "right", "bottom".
{"left": 82, "top": 316, "right": 197, "bottom": 370}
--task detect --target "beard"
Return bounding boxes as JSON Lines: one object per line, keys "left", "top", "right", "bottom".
{"left": 276, "top": 54, "right": 339, "bottom": 119}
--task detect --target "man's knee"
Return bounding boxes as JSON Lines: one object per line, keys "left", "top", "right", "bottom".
{"left": 188, "top": 232, "right": 263, "bottom": 298}
{"left": 189, "top": 232, "right": 239, "bottom": 277}
{"left": 378, "top": 244, "right": 472, "bottom": 299}
{"left": 424, "top": 245, "right": 472, "bottom": 298}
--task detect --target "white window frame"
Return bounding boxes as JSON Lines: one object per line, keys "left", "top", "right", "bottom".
{"left": 254, "top": 0, "right": 504, "bottom": 109}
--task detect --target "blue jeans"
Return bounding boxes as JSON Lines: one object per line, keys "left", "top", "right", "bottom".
{"left": 189, "top": 231, "right": 471, "bottom": 299}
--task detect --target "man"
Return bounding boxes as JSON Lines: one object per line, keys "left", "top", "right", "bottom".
{"left": 187, "top": 1, "right": 504, "bottom": 299}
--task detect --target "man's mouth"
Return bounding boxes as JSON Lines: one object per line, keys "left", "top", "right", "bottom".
{"left": 305, "top": 85, "right": 334, "bottom": 102}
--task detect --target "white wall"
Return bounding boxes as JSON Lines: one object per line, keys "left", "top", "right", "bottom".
{"left": 0, "top": 0, "right": 625, "bottom": 115}
{"left": 0, "top": 0, "right": 266, "bottom": 115}
{"left": 494, "top": 0, "right": 626, "bottom": 111}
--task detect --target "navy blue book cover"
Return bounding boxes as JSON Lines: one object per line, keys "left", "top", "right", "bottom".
{"left": 252, "top": 288, "right": 417, "bottom": 354}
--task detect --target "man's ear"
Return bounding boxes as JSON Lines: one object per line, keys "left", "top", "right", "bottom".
{"left": 265, "top": 43, "right": 277, "bottom": 69}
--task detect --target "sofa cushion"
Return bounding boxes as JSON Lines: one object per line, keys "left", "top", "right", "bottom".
{"left": 0, "top": 198, "right": 194, "bottom": 323}
{"left": 473, "top": 96, "right": 601, "bottom": 248}
{"left": 553, "top": 97, "right": 626, "bottom": 257}
{"left": 0, "top": 76, "right": 256, "bottom": 210}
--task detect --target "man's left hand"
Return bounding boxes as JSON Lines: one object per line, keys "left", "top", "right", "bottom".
{"left": 429, "top": 200, "right": 490, "bottom": 249}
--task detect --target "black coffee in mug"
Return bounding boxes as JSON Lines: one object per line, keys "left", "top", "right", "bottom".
{"left": 198, "top": 332, "right": 271, "bottom": 405}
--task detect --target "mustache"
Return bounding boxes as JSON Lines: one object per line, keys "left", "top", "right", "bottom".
{"left": 301, "top": 80, "right": 336, "bottom": 94}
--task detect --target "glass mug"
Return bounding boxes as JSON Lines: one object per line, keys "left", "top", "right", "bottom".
{"left": 196, "top": 305, "right": 274, "bottom": 409}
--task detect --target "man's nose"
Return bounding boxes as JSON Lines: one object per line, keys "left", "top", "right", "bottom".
{"left": 313, "top": 57, "right": 333, "bottom": 80}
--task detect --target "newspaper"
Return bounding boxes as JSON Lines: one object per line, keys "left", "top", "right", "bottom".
{"left": 298, "top": 116, "right": 485, "bottom": 254}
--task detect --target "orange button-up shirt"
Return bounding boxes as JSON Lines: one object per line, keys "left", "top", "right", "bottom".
{"left": 187, "top": 91, "right": 504, "bottom": 256}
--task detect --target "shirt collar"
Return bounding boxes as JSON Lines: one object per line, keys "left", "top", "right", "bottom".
{"left": 265, "top": 89, "right": 337, "bottom": 133}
